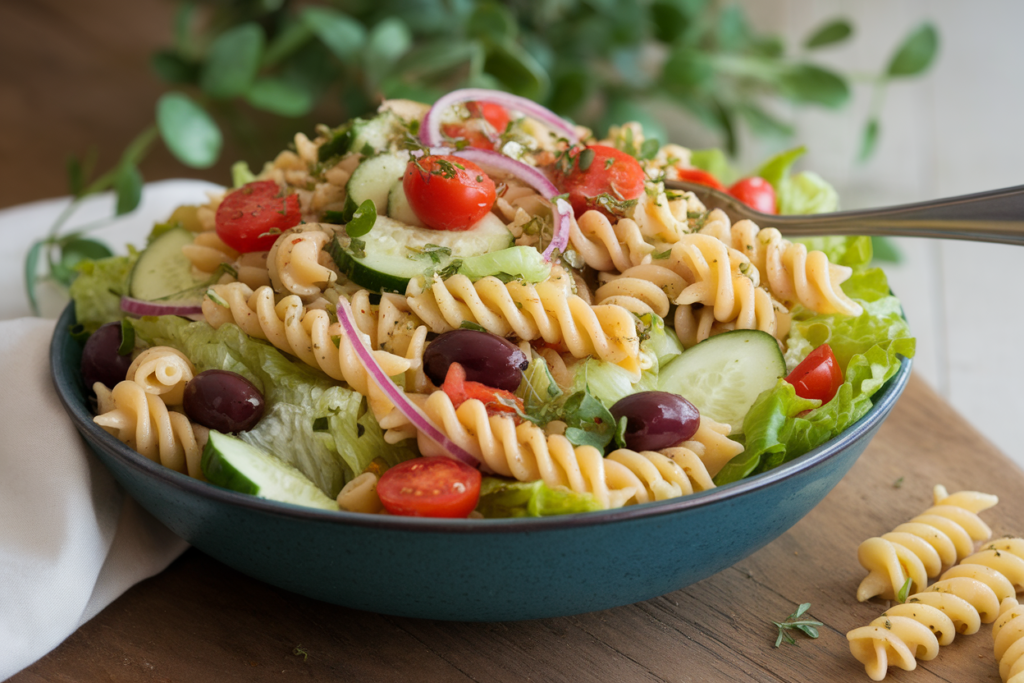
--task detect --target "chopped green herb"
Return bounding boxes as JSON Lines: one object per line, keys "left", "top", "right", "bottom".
{"left": 892, "top": 476, "right": 904, "bottom": 489}
{"left": 772, "top": 603, "right": 823, "bottom": 648}
{"left": 407, "top": 244, "right": 452, "bottom": 264}
{"left": 578, "top": 148, "right": 595, "bottom": 172}
{"left": 346, "top": 199, "right": 377, "bottom": 238}
{"left": 652, "top": 249, "right": 671, "bottom": 260}
{"left": 349, "top": 238, "right": 366, "bottom": 259}
{"left": 459, "top": 320, "right": 488, "bottom": 332}
{"left": 896, "top": 577, "right": 912, "bottom": 603}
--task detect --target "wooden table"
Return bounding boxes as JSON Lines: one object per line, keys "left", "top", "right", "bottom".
{"left": 12, "top": 375, "right": 1021, "bottom": 682}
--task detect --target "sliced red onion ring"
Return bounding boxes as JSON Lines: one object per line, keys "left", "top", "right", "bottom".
{"left": 121, "top": 297, "right": 203, "bottom": 317}
{"left": 335, "top": 298, "right": 481, "bottom": 468}
{"left": 453, "top": 148, "right": 571, "bottom": 260}
{"left": 420, "top": 88, "right": 579, "bottom": 148}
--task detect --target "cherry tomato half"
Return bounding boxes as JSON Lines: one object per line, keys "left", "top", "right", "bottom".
{"left": 215, "top": 180, "right": 301, "bottom": 253}
{"left": 440, "top": 102, "right": 511, "bottom": 150}
{"left": 553, "top": 144, "right": 646, "bottom": 219}
{"left": 441, "top": 122, "right": 495, "bottom": 150}
{"left": 468, "top": 101, "right": 511, "bottom": 133}
{"left": 674, "top": 167, "right": 725, "bottom": 192}
{"left": 441, "top": 362, "right": 524, "bottom": 422}
{"left": 785, "top": 344, "right": 843, "bottom": 404}
{"left": 376, "top": 456, "right": 482, "bottom": 518}
{"left": 728, "top": 176, "right": 777, "bottom": 214}
{"left": 403, "top": 155, "right": 496, "bottom": 231}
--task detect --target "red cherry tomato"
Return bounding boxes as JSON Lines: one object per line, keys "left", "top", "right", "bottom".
{"left": 403, "top": 155, "right": 497, "bottom": 231}
{"left": 785, "top": 344, "right": 843, "bottom": 404}
{"left": 376, "top": 456, "right": 482, "bottom": 518}
{"left": 674, "top": 167, "right": 725, "bottom": 191}
{"left": 442, "top": 362, "right": 524, "bottom": 422}
{"left": 553, "top": 144, "right": 646, "bottom": 219}
{"left": 467, "top": 101, "right": 511, "bottom": 133}
{"left": 215, "top": 180, "right": 301, "bottom": 253}
{"left": 441, "top": 122, "right": 495, "bottom": 150}
{"left": 728, "top": 176, "right": 777, "bottom": 214}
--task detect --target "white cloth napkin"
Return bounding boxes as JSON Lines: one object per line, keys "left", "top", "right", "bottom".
{"left": 0, "top": 181, "right": 218, "bottom": 679}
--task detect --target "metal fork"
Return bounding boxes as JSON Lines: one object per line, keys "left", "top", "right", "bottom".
{"left": 662, "top": 180, "right": 1024, "bottom": 246}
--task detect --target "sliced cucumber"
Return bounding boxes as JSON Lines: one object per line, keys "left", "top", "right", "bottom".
{"left": 129, "top": 226, "right": 205, "bottom": 303}
{"left": 350, "top": 110, "right": 406, "bottom": 156}
{"left": 202, "top": 431, "right": 339, "bottom": 511}
{"left": 327, "top": 213, "right": 513, "bottom": 293}
{"left": 458, "top": 245, "right": 551, "bottom": 283}
{"left": 347, "top": 152, "right": 410, "bottom": 216}
{"left": 657, "top": 330, "right": 785, "bottom": 434}
{"left": 386, "top": 180, "right": 424, "bottom": 227}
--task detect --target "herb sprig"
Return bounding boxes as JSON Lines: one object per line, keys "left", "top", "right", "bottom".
{"left": 772, "top": 603, "right": 823, "bottom": 647}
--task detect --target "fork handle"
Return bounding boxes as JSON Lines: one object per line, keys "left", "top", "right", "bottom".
{"left": 767, "top": 184, "right": 1024, "bottom": 245}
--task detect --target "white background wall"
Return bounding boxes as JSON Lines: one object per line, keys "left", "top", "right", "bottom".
{"left": 736, "top": 0, "right": 1024, "bottom": 470}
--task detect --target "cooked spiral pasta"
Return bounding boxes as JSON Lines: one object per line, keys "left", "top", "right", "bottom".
{"left": 847, "top": 534, "right": 1023, "bottom": 681}
{"left": 701, "top": 218, "right": 862, "bottom": 317}
{"left": 627, "top": 186, "right": 691, "bottom": 244}
{"left": 126, "top": 346, "right": 195, "bottom": 405}
{"left": 595, "top": 264, "right": 688, "bottom": 318}
{"left": 267, "top": 225, "right": 338, "bottom": 298}
{"left": 182, "top": 230, "right": 238, "bottom": 278}
{"left": 570, "top": 210, "right": 654, "bottom": 272}
{"left": 417, "top": 391, "right": 741, "bottom": 509}
{"left": 336, "top": 471, "right": 384, "bottom": 513}
{"left": 856, "top": 485, "right": 999, "bottom": 602}
{"left": 202, "top": 283, "right": 422, "bottom": 440}
{"left": 406, "top": 268, "right": 643, "bottom": 378}
{"left": 93, "top": 380, "right": 205, "bottom": 478}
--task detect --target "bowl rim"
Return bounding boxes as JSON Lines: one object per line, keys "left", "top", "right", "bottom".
{"left": 52, "top": 303, "right": 912, "bottom": 534}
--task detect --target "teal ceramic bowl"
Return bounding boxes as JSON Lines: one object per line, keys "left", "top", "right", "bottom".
{"left": 52, "top": 304, "right": 911, "bottom": 621}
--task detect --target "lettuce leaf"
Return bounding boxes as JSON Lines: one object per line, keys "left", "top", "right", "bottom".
{"left": 714, "top": 267, "right": 915, "bottom": 485}
{"left": 476, "top": 478, "right": 602, "bottom": 518}
{"left": 754, "top": 146, "right": 839, "bottom": 216}
{"left": 68, "top": 251, "right": 138, "bottom": 333}
{"left": 131, "top": 316, "right": 416, "bottom": 496}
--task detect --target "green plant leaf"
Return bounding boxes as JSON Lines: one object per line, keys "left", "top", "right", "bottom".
{"left": 888, "top": 23, "right": 939, "bottom": 77}
{"left": 483, "top": 42, "right": 549, "bottom": 101}
{"left": 650, "top": 0, "right": 696, "bottom": 43}
{"left": 246, "top": 78, "right": 315, "bottom": 117}
{"left": 548, "top": 66, "right": 590, "bottom": 114}
{"left": 467, "top": 3, "right": 517, "bottom": 43}
{"left": 859, "top": 118, "right": 879, "bottom": 161}
{"left": 151, "top": 50, "right": 199, "bottom": 85}
{"left": 777, "top": 64, "right": 850, "bottom": 107}
{"left": 199, "top": 23, "right": 265, "bottom": 99}
{"left": 395, "top": 40, "right": 480, "bottom": 80}
{"left": 113, "top": 163, "right": 143, "bottom": 215}
{"left": 173, "top": 2, "right": 198, "bottom": 59}
{"left": 364, "top": 18, "right": 413, "bottom": 86}
{"left": 24, "top": 240, "right": 44, "bottom": 315}
{"left": 737, "top": 104, "right": 794, "bottom": 138}
{"left": 662, "top": 47, "right": 714, "bottom": 93}
{"left": 804, "top": 19, "right": 853, "bottom": 49}
{"left": 871, "top": 236, "right": 902, "bottom": 264}
{"left": 716, "top": 5, "right": 749, "bottom": 51}
{"left": 156, "top": 92, "right": 223, "bottom": 169}
{"left": 346, "top": 199, "right": 377, "bottom": 238}
{"left": 262, "top": 19, "right": 314, "bottom": 68}
{"left": 301, "top": 7, "right": 366, "bottom": 63}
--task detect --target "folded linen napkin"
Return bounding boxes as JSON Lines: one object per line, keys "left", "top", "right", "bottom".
{"left": 0, "top": 181, "right": 219, "bottom": 680}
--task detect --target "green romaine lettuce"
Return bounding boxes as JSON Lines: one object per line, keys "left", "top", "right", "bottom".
{"left": 68, "top": 251, "right": 138, "bottom": 332}
{"left": 131, "top": 316, "right": 416, "bottom": 496}
{"left": 476, "top": 477, "right": 602, "bottom": 518}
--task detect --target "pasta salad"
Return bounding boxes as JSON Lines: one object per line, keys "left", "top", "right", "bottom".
{"left": 70, "top": 89, "right": 915, "bottom": 518}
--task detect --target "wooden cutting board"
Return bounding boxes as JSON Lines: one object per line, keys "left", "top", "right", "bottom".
{"left": 13, "top": 374, "right": 1021, "bottom": 682}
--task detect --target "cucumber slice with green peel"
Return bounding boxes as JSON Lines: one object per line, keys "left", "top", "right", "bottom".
{"left": 386, "top": 180, "right": 424, "bottom": 227}
{"left": 202, "top": 431, "right": 339, "bottom": 511}
{"left": 349, "top": 110, "right": 407, "bottom": 156}
{"left": 657, "top": 329, "right": 786, "bottom": 434}
{"left": 346, "top": 152, "right": 410, "bottom": 216}
{"left": 129, "top": 227, "right": 205, "bottom": 303}
{"left": 328, "top": 214, "right": 514, "bottom": 293}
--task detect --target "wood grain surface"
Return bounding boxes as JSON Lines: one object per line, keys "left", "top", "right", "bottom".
{"left": 12, "top": 375, "right": 1021, "bottom": 682}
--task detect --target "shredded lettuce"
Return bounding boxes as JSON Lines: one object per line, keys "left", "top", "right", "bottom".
{"left": 459, "top": 246, "right": 551, "bottom": 283}
{"left": 476, "top": 477, "right": 602, "bottom": 518}
{"left": 68, "top": 251, "right": 138, "bottom": 333}
{"left": 714, "top": 268, "right": 915, "bottom": 485}
{"left": 131, "top": 316, "right": 417, "bottom": 496}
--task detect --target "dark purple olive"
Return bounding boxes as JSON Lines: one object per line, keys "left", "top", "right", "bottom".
{"left": 423, "top": 329, "right": 529, "bottom": 392}
{"left": 610, "top": 391, "right": 700, "bottom": 452}
{"left": 183, "top": 370, "right": 265, "bottom": 433}
{"left": 80, "top": 322, "right": 133, "bottom": 392}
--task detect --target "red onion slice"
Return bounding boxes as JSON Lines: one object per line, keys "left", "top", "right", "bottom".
{"left": 121, "top": 297, "right": 203, "bottom": 317}
{"left": 453, "top": 148, "right": 571, "bottom": 260}
{"left": 335, "top": 298, "right": 481, "bottom": 468}
{"left": 420, "top": 88, "right": 578, "bottom": 148}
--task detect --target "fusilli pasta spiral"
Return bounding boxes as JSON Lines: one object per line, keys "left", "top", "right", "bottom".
{"left": 126, "top": 346, "right": 195, "bottom": 405}
{"left": 847, "top": 534, "right": 1023, "bottom": 681}
{"left": 93, "top": 380, "right": 206, "bottom": 478}
{"left": 406, "top": 268, "right": 643, "bottom": 378}
{"left": 267, "top": 225, "right": 338, "bottom": 298}
{"left": 595, "top": 264, "right": 688, "bottom": 318}
{"left": 570, "top": 210, "right": 653, "bottom": 272}
{"left": 995, "top": 588, "right": 1024, "bottom": 683}
{"left": 856, "top": 485, "right": 999, "bottom": 602}
{"left": 336, "top": 471, "right": 384, "bottom": 513}
{"left": 416, "top": 391, "right": 741, "bottom": 510}
{"left": 182, "top": 230, "right": 237, "bottom": 278}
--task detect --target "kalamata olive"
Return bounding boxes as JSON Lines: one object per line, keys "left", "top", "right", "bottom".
{"left": 610, "top": 391, "right": 700, "bottom": 452}
{"left": 80, "top": 322, "right": 133, "bottom": 392}
{"left": 183, "top": 370, "right": 265, "bottom": 433}
{"left": 423, "top": 329, "right": 529, "bottom": 392}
